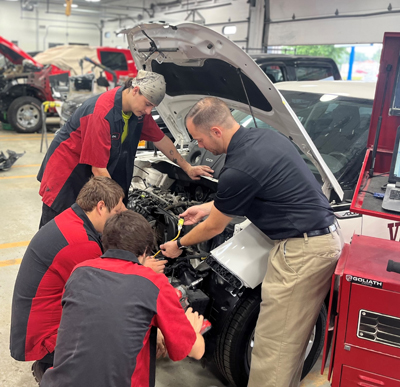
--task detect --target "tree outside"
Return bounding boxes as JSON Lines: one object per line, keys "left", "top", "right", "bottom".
{"left": 283, "top": 45, "right": 349, "bottom": 65}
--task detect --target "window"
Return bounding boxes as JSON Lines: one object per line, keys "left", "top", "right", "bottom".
{"left": 295, "top": 66, "right": 334, "bottom": 81}
{"left": 232, "top": 90, "right": 373, "bottom": 191}
{"left": 261, "top": 65, "right": 284, "bottom": 83}
{"left": 99, "top": 51, "right": 128, "bottom": 71}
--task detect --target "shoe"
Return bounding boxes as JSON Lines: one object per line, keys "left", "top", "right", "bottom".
{"left": 31, "top": 360, "right": 50, "bottom": 384}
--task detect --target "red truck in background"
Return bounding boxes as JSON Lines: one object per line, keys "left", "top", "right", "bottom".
{"left": 0, "top": 37, "right": 137, "bottom": 133}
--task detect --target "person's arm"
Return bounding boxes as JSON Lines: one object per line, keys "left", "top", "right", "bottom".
{"left": 160, "top": 204, "right": 233, "bottom": 258}
{"left": 179, "top": 201, "right": 214, "bottom": 225}
{"left": 92, "top": 167, "right": 111, "bottom": 178}
{"left": 155, "top": 281, "right": 203, "bottom": 361}
{"left": 153, "top": 136, "right": 213, "bottom": 180}
{"left": 143, "top": 256, "right": 168, "bottom": 273}
{"left": 185, "top": 307, "right": 205, "bottom": 360}
{"left": 80, "top": 114, "right": 112, "bottom": 173}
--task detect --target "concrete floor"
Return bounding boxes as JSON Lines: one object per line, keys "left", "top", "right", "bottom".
{"left": 0, "top": 126, "right": 331, "bottom": 386}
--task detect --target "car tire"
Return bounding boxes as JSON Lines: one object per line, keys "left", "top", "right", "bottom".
{"left": 214, "top": 293, "right": 327, "bottom": 387}
{"left": 7, "top": 96, "right": 42, "bottom": 133}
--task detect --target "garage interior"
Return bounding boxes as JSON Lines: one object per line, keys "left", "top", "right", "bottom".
{"left": 1, "top": 1, "right": 400, "bottom": 386}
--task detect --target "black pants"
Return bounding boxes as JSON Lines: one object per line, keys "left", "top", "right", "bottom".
{"left": 39, "top": 203, "right": 61, "bottom": 229}
{"left": 40, "top": 351, "right": 54, "bottom": 366}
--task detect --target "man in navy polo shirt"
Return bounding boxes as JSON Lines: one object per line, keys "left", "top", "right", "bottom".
{"left": 37, "top": 70, "right": 213, "bottom": 227}
{"left": 41, "top": 211, "right": 205, "bottom": 387}
{"left": 160, "top": 97, "right": 344, "bottom": 387}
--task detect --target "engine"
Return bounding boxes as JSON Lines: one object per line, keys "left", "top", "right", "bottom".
{"left": 127, "top": 185, "right": 236, "bottom": 315}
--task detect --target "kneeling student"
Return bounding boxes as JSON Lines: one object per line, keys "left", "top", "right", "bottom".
{"left": 10, "top": 176, "right": 125, "bottom": 380}
{"left": 40, "top": 211, "right": 205, "bottom": 387}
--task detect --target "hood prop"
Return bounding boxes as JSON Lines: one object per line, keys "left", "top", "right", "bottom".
{"left": 237, "top": 68, "right": 258, "bottom": 128}
{"left": 140, "top": 30, "right": 178, "bottom": 62}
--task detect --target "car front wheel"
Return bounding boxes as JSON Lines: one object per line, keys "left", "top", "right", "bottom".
{"left": 7, "top": 96, "right": 42, "bottom": 133}
{"left": 214, "top": 293, "right": 327, "bottom": 387}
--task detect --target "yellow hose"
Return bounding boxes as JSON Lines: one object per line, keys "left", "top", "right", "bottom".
{"left": 154, "top": 218, "right": 184, "bottom": 258}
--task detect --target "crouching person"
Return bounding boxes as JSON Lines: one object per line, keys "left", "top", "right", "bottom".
{"left": 41, "top": 211, "right": 205, "bottom": 387}
{"left": 10, "top": 176, "right": 125, "bottom": 382}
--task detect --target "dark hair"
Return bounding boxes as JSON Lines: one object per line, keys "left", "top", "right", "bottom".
{"left": 124, "top": 78, "right": 143, "bottom": 96}
{"left": 124, "top": 77, "right": 133, "bottom": 89}
{"left": 186, "top": 97, "right": 233, "bottom": 132}
{"left": 76, "top": 177, "right": 124, "bottom": 212}
{"left": 102, "top": 211, "right": 155, "bottom": 256}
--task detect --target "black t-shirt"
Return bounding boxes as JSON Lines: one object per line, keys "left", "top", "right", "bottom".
{"left": 214, "top": 126, "right": 334, "bottom": 240}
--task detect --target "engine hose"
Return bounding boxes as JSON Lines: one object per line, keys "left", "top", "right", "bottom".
{"left": 153, "top": 218, "right": 184, "bottom": 257}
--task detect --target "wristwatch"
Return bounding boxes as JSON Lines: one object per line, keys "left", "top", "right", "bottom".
{"left": 176, "top": 238, "right": 187, "bottom": 250}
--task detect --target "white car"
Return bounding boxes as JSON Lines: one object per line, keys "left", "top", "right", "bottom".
{"left": 122, "top": 21, "right": 385, "bottom": 387}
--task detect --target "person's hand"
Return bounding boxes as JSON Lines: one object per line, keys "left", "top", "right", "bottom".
{"left": 143, "top": 256, "right": 168, "bottom": 273}
{"left": 185, "top": 307, "right": 204, "bottom": 334}
{"left": 186, "top": 165, "right": 214, "bottom": 180}
{"left": 156, "top": 329, "right": 168, "bottom": 359}
{"left": 180, "top": 205, "right": 209, "bottom": 225}
{"left": 159, "top": 241, "right": 183, "bottom": 258}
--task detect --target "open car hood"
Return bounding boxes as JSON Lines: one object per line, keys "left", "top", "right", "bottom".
{"left": 123, "top": 22, "right": 343, "bottom": 199}
{"left": 0, "top": 36, "right": 41, "bottom": 66}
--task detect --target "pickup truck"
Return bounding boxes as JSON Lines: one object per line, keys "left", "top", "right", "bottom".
{"left": 0, "top": 38, "right": 137, "bottom": 133}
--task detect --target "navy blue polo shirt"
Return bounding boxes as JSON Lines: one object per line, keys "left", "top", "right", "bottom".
{"left": 37, "top": 86, "right": 164, "bottom": 213}
{"left": 214, "top": 126, "right": 334, "bottom": 240}
{"left": 40, "top": 249, "right": 196, "bottom": 387}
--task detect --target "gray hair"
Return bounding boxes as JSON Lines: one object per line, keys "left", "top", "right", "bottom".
{"left": 186, "top": 97, "right": 234, "bottom": 132}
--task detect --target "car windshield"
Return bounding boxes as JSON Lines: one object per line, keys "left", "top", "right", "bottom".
{"left": 232, "top": 90, "right": 373, "bottom": 196}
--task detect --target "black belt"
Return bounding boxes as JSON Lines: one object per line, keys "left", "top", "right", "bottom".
{"left": 292, "top": 223, "right": 337, "bottom": 238}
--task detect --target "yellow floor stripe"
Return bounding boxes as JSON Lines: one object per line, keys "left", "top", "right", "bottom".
{"left": 11, "top": 164, "right": 41, "bottom": 168}
{"left": 0, "top": 138, "right": 53, "bottom": 142}
{"left": 0, "top": 174, "right": 36, "bottom": 180}
{"left": 0, "top": 241, "right": 29, "bottom": 249}
{"left": 0, "top": 258, "right": 23, "bottom": 267}
{"left": 0, "top": 134, "right": 44, "bottom": 137}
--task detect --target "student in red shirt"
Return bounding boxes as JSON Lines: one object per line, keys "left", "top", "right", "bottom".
{"left": 37, "top": 70, "right": 213, "bottom": 227}
{"left": 41, "top": 211, "right": 205, "bottom": 387}
{"left": 11, "top": 177, "right": 167, "bottom": 383}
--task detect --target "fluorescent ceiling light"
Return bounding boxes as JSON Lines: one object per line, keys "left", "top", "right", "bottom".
{"left": 64, "top": 3, "right": 79, "bottom": 7}
{"left": 85, "top": 0, "right": 101, "bottom": 2}
{"left": 222, "top": 25, "right": 237, "bottom": 35}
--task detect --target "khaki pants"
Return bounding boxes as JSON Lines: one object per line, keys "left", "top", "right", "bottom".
{"left": 248, "top": 227, "right": 344, "bottom": 387}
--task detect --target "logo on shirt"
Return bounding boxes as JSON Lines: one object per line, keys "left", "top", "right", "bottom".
{"left": 111, "top": 133, "right": 121, "bottom": 140}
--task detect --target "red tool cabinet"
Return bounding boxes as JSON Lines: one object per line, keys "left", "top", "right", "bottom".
{"left": 321, "top": 32, "right": 400, "bottom": 386}
{"left": 323, "top": 234, "right": 400, "bottom": 386}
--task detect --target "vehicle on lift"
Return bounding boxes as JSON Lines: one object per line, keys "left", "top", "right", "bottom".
{"left": 121, "top": 21, "right": 349, "bottom": 387}
{"left": 253, "top": 54, "right": 342, "bottom": 83}
{"left": 0, "top": 36, "right": 69, "bottom": 133}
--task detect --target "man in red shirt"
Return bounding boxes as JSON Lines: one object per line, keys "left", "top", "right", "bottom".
{"left": 11, "top": 177, "right": 127, "bottom": 381}
{"left": 41, "top": 211, "right": 205, "bottom": 387}
{"left": 37, "top": 70, "right": 213, "bottom": 227}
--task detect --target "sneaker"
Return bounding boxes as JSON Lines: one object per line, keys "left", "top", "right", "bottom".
{"left": 31, "top": 361, "right": 50, "bottom": 384}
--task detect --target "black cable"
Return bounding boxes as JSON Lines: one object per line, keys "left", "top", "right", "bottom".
{"left": 134, "top": 164, "right": 149, "bottom": 175}
{"left": 132, "top": 175, "right": 148, "bottom": 188}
